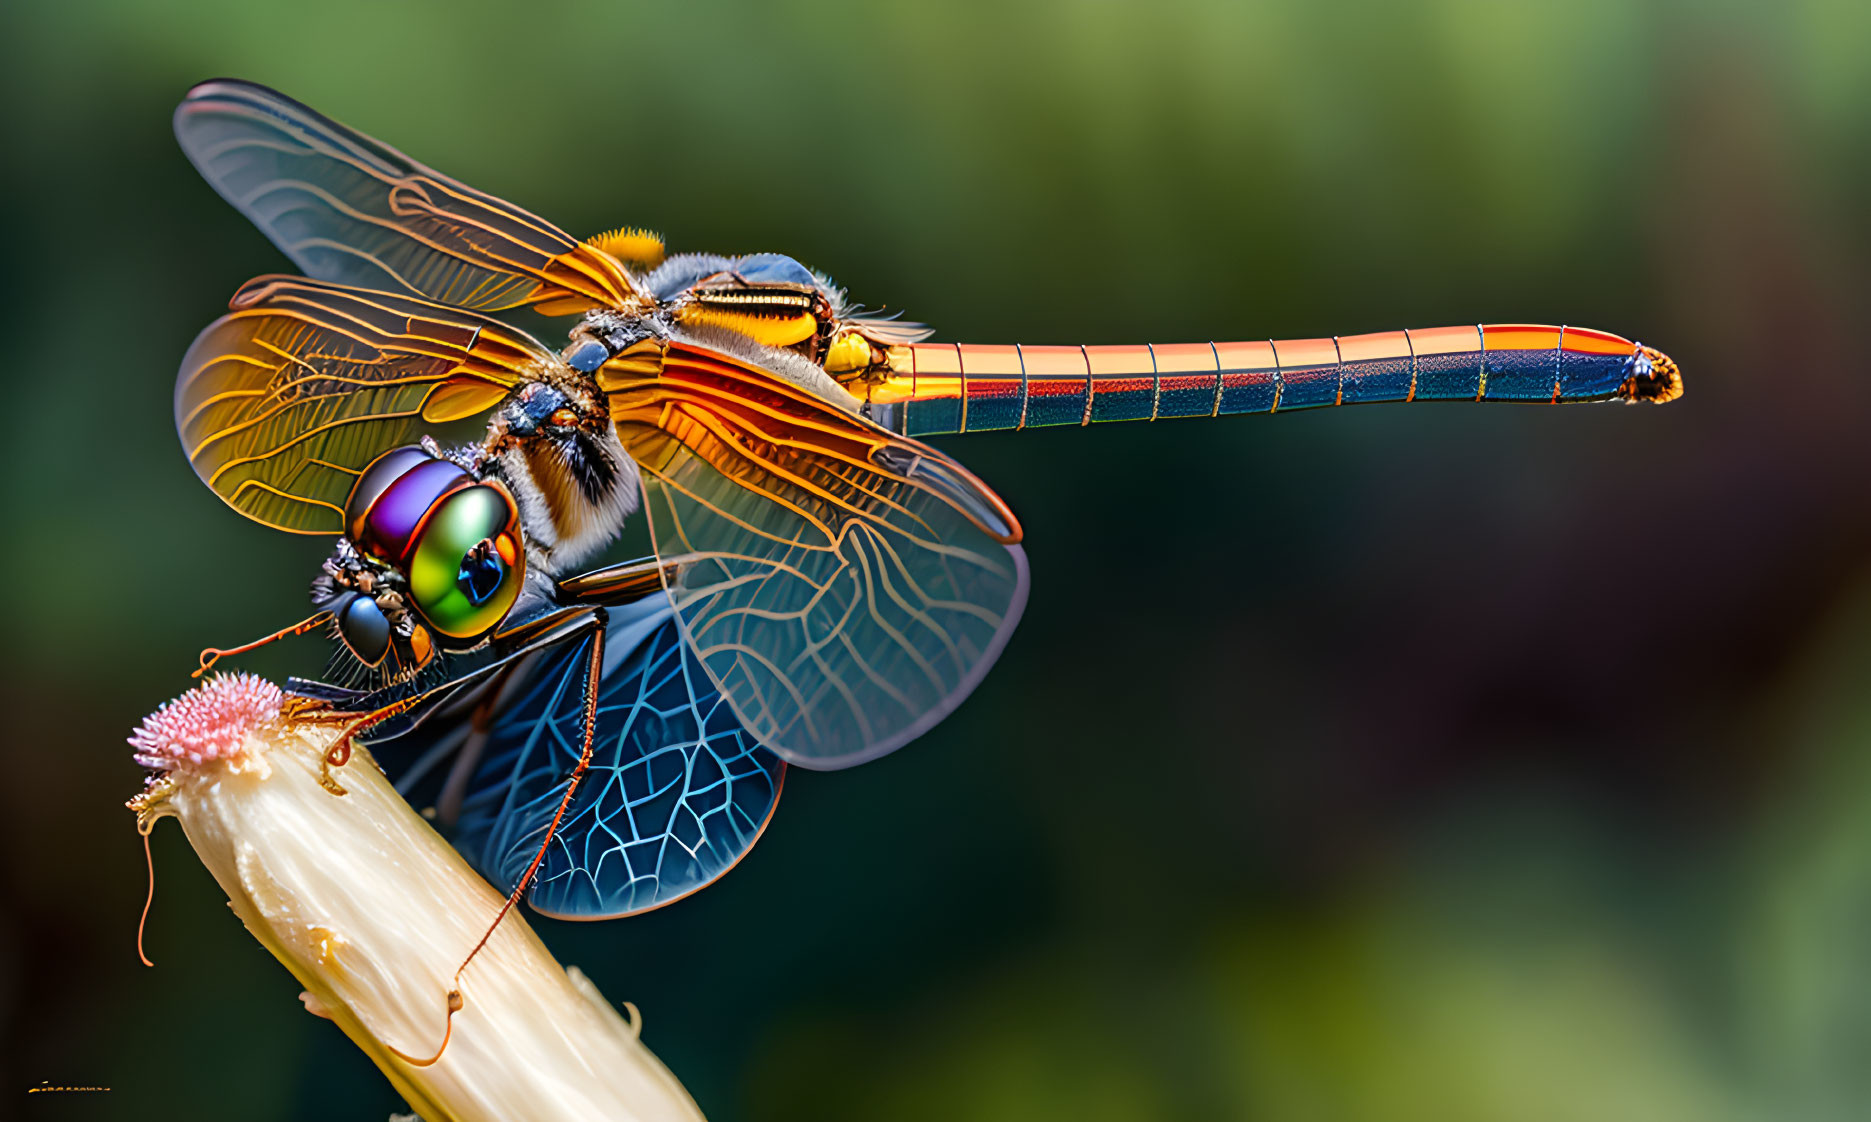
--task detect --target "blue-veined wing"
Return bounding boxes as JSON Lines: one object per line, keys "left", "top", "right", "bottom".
{"left": 384, "top": 593, "right": 783, "bottom": 919}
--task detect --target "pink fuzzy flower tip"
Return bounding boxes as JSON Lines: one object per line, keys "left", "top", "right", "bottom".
{"left": 130, "top": 672, "right": 285, "bottom": 771}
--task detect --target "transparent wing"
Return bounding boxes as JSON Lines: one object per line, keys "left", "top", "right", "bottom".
{"left": 174, "top": 79, "right": 641, "bottom": 314}
{"left": 177, "top": 275, "right": 558, "bottom": 533}
{"left": 457, "top": 596, "right": 784, "bottom": 918}
{"left": 604, "top": 340, "right": 1029, "bottom": 770}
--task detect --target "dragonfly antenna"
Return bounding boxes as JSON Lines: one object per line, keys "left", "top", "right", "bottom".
{"left": 195, "top": 611, "right": 332, "bottom": 678}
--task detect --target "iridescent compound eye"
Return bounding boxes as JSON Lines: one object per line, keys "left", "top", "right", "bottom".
{"left": 406, "top": 482, "right": 525, "bottom": 641}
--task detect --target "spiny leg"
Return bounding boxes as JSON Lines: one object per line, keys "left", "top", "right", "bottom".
{"left": 296, "top": 618, "right": 607, "bottom": 1066}
{"left": 304, "top": 689, "right": 438, "bottom": 796}
{"left": 450, "top": 623, "right": 606, "bottom": 981}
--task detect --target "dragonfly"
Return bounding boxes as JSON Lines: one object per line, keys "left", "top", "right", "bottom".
{"left": 170, "top": 79, "right": 1684, "bottom": 932}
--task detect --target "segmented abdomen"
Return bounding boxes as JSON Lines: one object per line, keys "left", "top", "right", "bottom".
{"left": 867, "top": 325, "right": 1672, "bottom": 437}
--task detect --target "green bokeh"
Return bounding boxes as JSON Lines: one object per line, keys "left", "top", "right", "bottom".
{"left": 3, "top": 1, "right": 1869, "bottom": 1119}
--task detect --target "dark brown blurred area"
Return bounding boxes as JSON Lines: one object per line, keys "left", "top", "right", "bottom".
{"left": 4, "top": 2, "right": 1870, "bottom": 1119}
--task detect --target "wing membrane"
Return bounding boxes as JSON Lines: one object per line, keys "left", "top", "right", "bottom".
{"left": 174, "top": 79, "right": 641, "bottom": 313}
{"left": 457, "top": 597, "right": 784, "bottom": 918}
{"left": 604, "top": 340, "right": 1029, "bottom": 769}
{"left": 177, "top": 275, "right": 560, "bottom": 533}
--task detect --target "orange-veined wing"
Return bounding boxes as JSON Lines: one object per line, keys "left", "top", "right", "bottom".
{"left": 173, "top": 79, "right": 644, "bottom": 316}
{"left": 601, "top": 339, "right": 1028, "bottom": 770}
{"left": 177, "top": 275, "right": 561, "bottom": 533}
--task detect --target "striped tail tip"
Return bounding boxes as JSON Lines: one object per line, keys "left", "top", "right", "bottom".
{"left": 1621, "top": 346, "right": 1683, "bottom": 404}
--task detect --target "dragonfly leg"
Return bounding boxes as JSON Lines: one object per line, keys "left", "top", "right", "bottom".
{"left": 318, "top": 742, "right": 350, "bottom": 796}
{"left": 287, "top": 611, "right": 605, "bottom": 1065}
{"left": 554, "top": 554, "right": 675, "bottom": 605}
{"left": 450, "top": 616, "right": 606, "bottom": 983}
{"left": 291, "top": 684, "right": 452, "bottom": 796}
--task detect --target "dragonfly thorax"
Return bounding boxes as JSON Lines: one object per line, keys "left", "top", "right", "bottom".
{"left": 632, "top": 252, "right": 931, "bottom": 380}
{"left": 647, "top": 252, "right": 838, "bottom": 361}
{"left": 479, "top": 378, "right": 639, "bottom": 573}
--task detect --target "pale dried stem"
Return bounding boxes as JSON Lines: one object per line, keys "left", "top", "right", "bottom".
{"left": 133, "top": 714, "right": 706, "bottom": 1122}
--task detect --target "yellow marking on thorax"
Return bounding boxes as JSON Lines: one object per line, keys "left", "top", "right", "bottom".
{"left": 676, "top": 303, "right": 819, "bottom": 348}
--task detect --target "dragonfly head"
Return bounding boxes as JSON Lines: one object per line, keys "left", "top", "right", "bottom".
{"left": 1619, "top": 345, "right": 1683, "bottom": 403}
{"left": 336, "top": 446, "right": 529, "bottom": 678}
{"left": 312, "top": 541, "right": 438, "bottom": 686}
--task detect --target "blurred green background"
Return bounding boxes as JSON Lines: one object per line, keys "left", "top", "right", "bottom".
{"left": 5, "top": 0, "right": 1870, "bottom": 1118}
